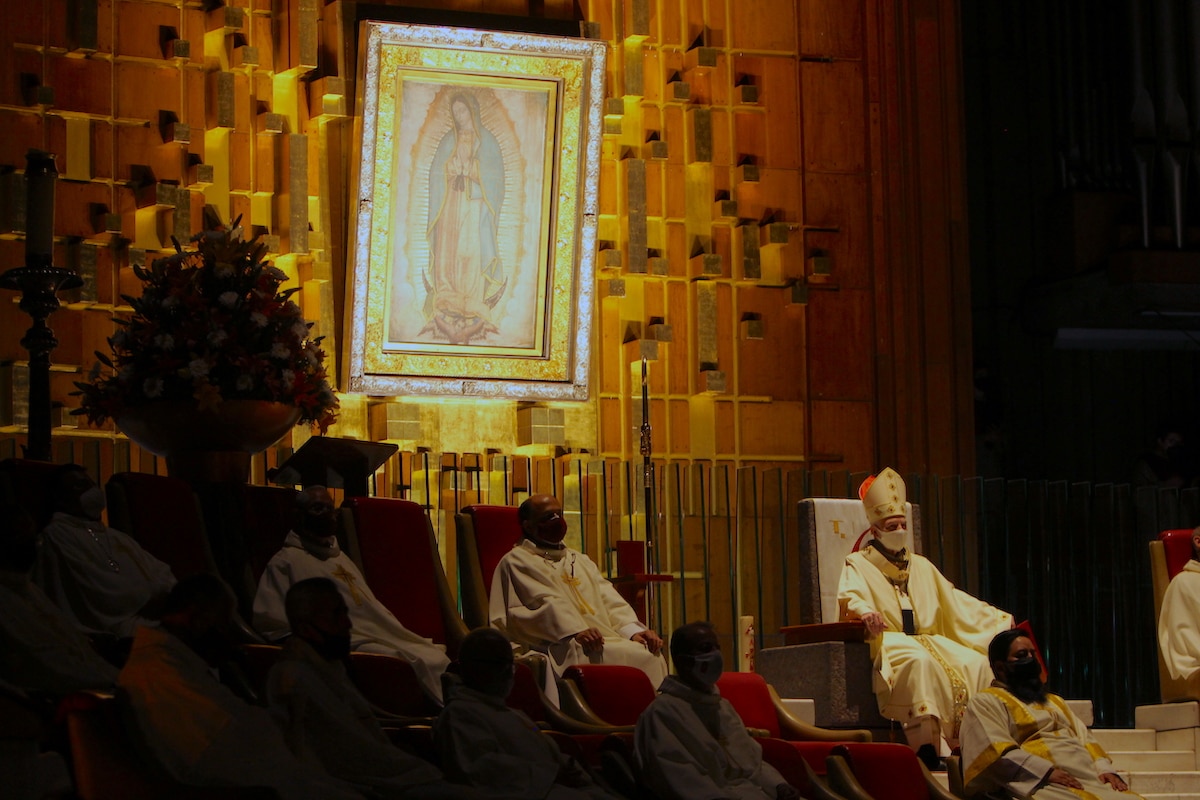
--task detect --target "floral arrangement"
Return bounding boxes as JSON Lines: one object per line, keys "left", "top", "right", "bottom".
{"left": 73, "top": 224, "right": 339, "bottom": 433}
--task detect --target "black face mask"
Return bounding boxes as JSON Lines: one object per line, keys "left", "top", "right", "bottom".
{"left": 1003, "top": 656, "right": 1046, "bottom": 703}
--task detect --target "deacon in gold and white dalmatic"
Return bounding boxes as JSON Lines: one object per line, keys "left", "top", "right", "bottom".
{"left": 837, "top": 468, "right": 1013, "bottom": 761}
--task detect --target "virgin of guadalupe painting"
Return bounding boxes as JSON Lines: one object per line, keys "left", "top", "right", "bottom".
{"left": 346, "top": 23, "right": 605, "bottom": 400}
{"left": 423, "top": 92, "right": 508, "bottom": 345}
{"left": 385, "top": 81, "right": 551, "bottom": 357}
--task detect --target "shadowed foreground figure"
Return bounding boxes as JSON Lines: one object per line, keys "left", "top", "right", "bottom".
{"left": 960, "top": 630, "right": 1141, "bottom": 799}
{"left": 268, "top": 577, "right": 481, "bottom": 798}
{"left": 635, "top": 621, "right": 801, "bottom": 800}
{"left": 120, "top": 574, "right": 363, "bottom": 799}
{"left": 435, "top": 627, "right": 618, "bottom": 799}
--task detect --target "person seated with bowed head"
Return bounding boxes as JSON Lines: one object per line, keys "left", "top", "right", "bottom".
{"left": 434, "top": 627, "right": 619, "bottom": 799}
{"left": 489, "top": 494, "right": 667, "bottom": 690}
{"left": 119, "top": 573, "right": 363, "bottom": 799}
{"left": 254, "top": 485, "right": 451, "bottom": 701}
{"left": 36, "top": 464, "right": 176, "bottom": 639}
{"left": 0, "top": 503, "right": 118, "bottom": 694}
{"left": 635, "top": 621, "right": 802, "bottom": 800}
{"left": 960, "top": 630, "right": 1141, "bottom": 799}
{"left": 268, "top": 577, "right": 480, "bottom": 799}
{"left": 1157, "top": 525, "right": 1200, "bottom": 690}
{"left": 838, "top": 467, "right": 1012, "bottom": 764}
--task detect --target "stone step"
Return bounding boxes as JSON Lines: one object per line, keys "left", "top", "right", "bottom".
{"left": 1110, "top": 750, "right": 1197, "bottom": 771}
{"left": 1130, "top": 771, "right": 1200, "bottom": 794}
{"left": 780, "top": 698, "right": 816, "bottom": 726}
{"left": 1137, "top": 702, "right": 1200, "bottom": 732}
{"left": 1067, "top": 698, "right": 1094, "bottom": 727}
{"left": 1093, "top": 727, "right": 1159, "bottom": 752}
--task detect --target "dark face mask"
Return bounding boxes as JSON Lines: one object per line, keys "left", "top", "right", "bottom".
{"left": 533, "top": 516, "right": 566, "bottom": 545}
{"left": 1003, "top": 656, "right": 1046, "bottom": 702}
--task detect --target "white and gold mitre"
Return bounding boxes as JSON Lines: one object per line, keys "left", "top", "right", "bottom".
{"left": 859, "top": 467, "right": 906, "bottom": 525}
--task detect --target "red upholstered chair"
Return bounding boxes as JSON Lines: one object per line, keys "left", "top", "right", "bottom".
{"left": 67, "top": 694, "right": 272, "bottom": 800}
{"left": 234, "top": 484, "right": 298, "bottom": 586}
{"left": 827, "top": 742, "right": 957, "bottom": 800}
{"left": 716, "top": 671, "right": 871, "bottom": 743}
{"left": 455, "top": 504, "right": 524, "bottom": 628}
{"left": 505, "top": 661, "right": 613, "bottom": 734}
{"left": 1151, "top": 527, "right": 1199, "bottom": 702}
{"left": 343, "top": 496, "right": 469, "bottom": 658}
{"left": 757, "top": 739, "right": 852, "bottom": 800}
{"left": 238, "top": 643, "right": 283, "bottom": 700}
{"left": 0, "top": 458, "right": 60, "bottom": 529}
{"left": 557, "top": 664, "right": 658, "bottom": 731}
{"left": 105, "top": 471, "right": 214, "bottom": 580}
{"left": 348, "top": 651, "right": 442, "bottom": 720}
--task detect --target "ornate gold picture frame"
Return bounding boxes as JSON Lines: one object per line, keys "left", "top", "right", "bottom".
{"left": 345, "top": 22, "right": 606, "bottom": 400}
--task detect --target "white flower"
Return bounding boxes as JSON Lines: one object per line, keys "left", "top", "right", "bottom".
{"left": 215, "top": 262, "right": 235, "bottom": 279}
{"left": 162, "top": 295, "right": 179, "bottom": 308}
{"left": 236, "top": 374, "right": 254, "bottom": 392}
{"left": 281, "top": 369, "right": 295, "bottom": 387}
{"left": 218, "top": 291, "right": 239, "bottom": 309}
{"left": 270, "top": 342, "right": 292, "bottom": 359}
{"left": 250, "top": 312, "right": 268, "bottom": 328}
{"left": 143, "top": 377, "right": 163, "bottom": 398}
{"left": 188, "top": 358, "right": 210, "bottom": 378}
{"left": 207, "top": 329, "right": 228, "bottom": 347}
{"left": 153, "top": 333, "right": 175, "bottom": 350}
{"left": 291, "top": 321, "right": 309, "bottom": 339}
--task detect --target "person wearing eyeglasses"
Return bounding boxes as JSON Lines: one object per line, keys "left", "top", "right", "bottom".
{"left": 838, "top": 468, "right": 1013, "bottom": 768}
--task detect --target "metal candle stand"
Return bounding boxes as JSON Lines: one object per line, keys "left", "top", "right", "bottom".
{"left": 0, "top": 150, "right": 82, "bottom": 461}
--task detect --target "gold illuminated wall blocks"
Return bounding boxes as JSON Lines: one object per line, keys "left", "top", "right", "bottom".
{"left": 517, "top": 404, "right": 566, "bottom": 447}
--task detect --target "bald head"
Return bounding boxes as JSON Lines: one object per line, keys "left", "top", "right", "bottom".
{"left": 459, "top": 628, "right": 515, "bottom": 696}
{"left": 285, "top": 577, "right": 341, "bottom": 631}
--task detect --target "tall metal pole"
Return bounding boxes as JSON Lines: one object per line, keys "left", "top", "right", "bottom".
{"left": 0, "top": 150, "right": 82, "bottom": 461}
{"left": 639, "top": 357, "right": 660, "bottom": 629}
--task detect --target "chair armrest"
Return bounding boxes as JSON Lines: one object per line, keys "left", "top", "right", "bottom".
{"left": 770, "top": 685, "right": 872, "bottom": 742}
{"left": 780, "top": 622, "right": 868, "bottom": 646}
{"left": 825, "top": 754, "right": 876, "bottom": 800}
{"left": 921, "top": 760, "right": 960, "bottom": 800}
{"left": 555, "top": 679, "right": 634, "bottom": 734}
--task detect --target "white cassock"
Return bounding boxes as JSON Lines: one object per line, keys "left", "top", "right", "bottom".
{"left": 489, "top": 539, "right": 667, "bottom": 687}
{"left": 434, "top": 683, "right": 615, "bottom": 799}
{"left": 961, "top": 685, "right": 1143, "bottom": 799}
{"left": 267, "top": 637, "right": 448, "bottom": 797}
{"left": 635, "top": 675, "right": 786, "bottom": 800}
{"left": 118, "top": 626, "right": 362, "bottom": 800}
{"left": 0, "top": 571, "right": 118, "bottom": 693}
{"left": 1158, "top": 560, "right": 1200, "bottom": 685}
{"left": 254, "top": 532, "right": 450, "bottom": 701}
{"left": 837, "top": 547, "right": 1012, "bottom": 742}
{"left": 35, "top": 512, "right": 177, "bottom": 638}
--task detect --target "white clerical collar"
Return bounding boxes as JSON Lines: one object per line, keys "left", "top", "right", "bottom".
{"left": 519, "top": 537, "right": 568, "bottom": 561}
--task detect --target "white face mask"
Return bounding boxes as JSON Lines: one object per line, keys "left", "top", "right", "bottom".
{"left": 79, "top": 486, "right": 107, "bottom": 520}
{"left": 690, "top": 650, "right": 723, "bottom": 687}
{"left": 875, "top": 527, "right": 906, "bottom": 553}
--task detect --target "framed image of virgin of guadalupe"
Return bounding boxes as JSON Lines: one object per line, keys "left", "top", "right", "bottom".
{"left": 345, "top": 22, "right": 606, "bottom": 400}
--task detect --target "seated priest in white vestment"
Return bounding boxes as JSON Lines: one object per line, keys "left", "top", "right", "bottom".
{"left": 254, "top": 485, "right": 450, "bottom": 701}
{"left": 635, "top": 621, "right": 801, "bottom": 800}
{"left": 268, "top": 577, "right": 481, "bottom": 799}
{"left": 961, "top": 630, "right": 1141, "bottom": 799}
{"left": 1158, "top": 526, "right": 1200, "bottom": 688}
{"left": 837, "top": 467, "right": 1012, "bottom": 763}
{"left": 119, "top": 573, "right": 364, "bottom": 800}
{"left": 434, "top": 627, "right": 618, "bottom": 799}
{"left": 489, "top": 494, "right": 667, "bottom": 689}
{"left": 35, "top": 464, "right": 176, "bottom": 639}
{"left": 0, "top": 504, "right": 118, "bottom": 694}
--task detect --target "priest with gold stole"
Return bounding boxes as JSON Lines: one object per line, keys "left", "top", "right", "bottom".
{"left": 489, "top": 494, "right": 667, "bottom": 690}
{"left": 837, "top": 468, "right": 1013, "bottom": 764}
